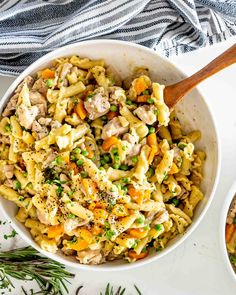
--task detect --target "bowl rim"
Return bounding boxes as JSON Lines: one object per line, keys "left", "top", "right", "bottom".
{"left": 0, "top": 39, "right": 221, "bottom": 271}
{"left": 220, "top": 181, "right": 236, "bottom": 281}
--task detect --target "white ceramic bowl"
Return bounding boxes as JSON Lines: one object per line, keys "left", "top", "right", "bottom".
{"left": 220, "top": 181, "right": 236, "bottom": 281}
{"left": 0, "top": 40, "right": 220, "bottom": 270}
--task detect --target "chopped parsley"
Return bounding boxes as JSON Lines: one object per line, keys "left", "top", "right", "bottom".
{"left": 178, "top": 143, "right": 187, "bottom": 150}
{"left": 105, "top": 229, "right": 115, "bottom": 240}
{"left": 4, "top": 230, "right": 17, "bottom": 240}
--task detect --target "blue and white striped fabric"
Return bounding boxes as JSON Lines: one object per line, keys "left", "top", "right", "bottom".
{"left": 0, "top": 0, "right": 235, "bottom": 76}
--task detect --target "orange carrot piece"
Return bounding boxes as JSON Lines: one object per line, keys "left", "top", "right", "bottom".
{"left": 86, "top": 146, "right": 94, "bottom": 159}
{"left": 107, "top": 111, "right": 118, "bottom": 120}
{"left": 128, "top": 187, "right": 143, "bottom": 205}
{"left": 75, "top": 101, "right": 87, "bottom": 120}
{"left": 102, "top": 136, "right": 118, "bottom": 151}
{"left": 128, "top": 250, "right": 149, "bottom": 260}
{"left": 82, "top": 178, "right": 98, "bottom": 195}
{"left": 68, "top": 161, "right": 80, "bottom": 174}
{"left": 48, "top": 224, "right": 64, "bottom": 239}
{"left": 41, "top": 68, "right": 55, "bottom": 79}
{"left": 226, "top": 223, "right": 235, "bottom": 243}
{"left": 169, "top": 163, "right": 179, "bottom": 174}
{"left": 135, "top": 77, "right": 148, "bottom": 95}
{"left": 69, "top": 239, "right": 89, "bottom": 251}
{"left": 147, "top": 133, "right": 157, "bottom": 147}
{"left": 127, "top": 228, "right": 148, "bottom": 239}
{"left": 137, "top": 95, "right": 150, "bottom": 103}
{"left": 92, "top": 225, "right": 103, "bottom": 236}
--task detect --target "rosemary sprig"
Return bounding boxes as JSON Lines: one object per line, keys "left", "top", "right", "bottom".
{"left": 99, "top": 283, "right": 142, "bottom": 295}
{"left": 0, "top": 246, "right": 75, "bottom": 294}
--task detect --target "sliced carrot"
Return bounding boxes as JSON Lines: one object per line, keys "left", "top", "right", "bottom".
{"left": 41, "top": 68, "right": 55, "bottom": 79}
{"left": 95, "top": 201, "right": 108, "bottom": 209}
{"left": 92, "top": 225, "right": 103, "bottom": 236}
{"left": 147, "top": 133, "right": 157, "bottom": 147}
{"left": 107, "top": 111, "right": 118, "bottom": 120}
{"left": 88, "top": 202, "right": 96, "bottom": 211}
{"left": 69, "top": 239, "right": 89, "bottom": 251}
{"left": 128, "top": 186, "right": 143, "bottom": 205}
{"left": 127, "top": 228, "right": 149, "bottom": 239}
{"left": 102, "top": 136, "right": 118, "bottom": 151}
{"left": 86, "top": 146, "right": 94, "bottom": 159}
{"left": 137, "top": 95, "right": 150, "bottom": 103}
{"left": 226, "top": 223, "right": 235, "bottom": 243}
{"left": 48, "top": 224, "right": 64, "bottom": 239}
{"left": 82, "top": 178, "right": 98, "bottom": 195}
{"left": 134, "top": 77, "right": 148, "bottom": 95}
{"left": 128, "top": 250, "right": 149, "bottom": 260}
{"left": 169, "top": 163, "right": 179, "bottom": 174}
{"left": 75, "top": 100, "right": 87, "bottom": 120}
{"left": 68, "top": 161, "right": 80, "bottom": 174}
{"left": 93, "top": 208, "right": 109, "bottom": 221}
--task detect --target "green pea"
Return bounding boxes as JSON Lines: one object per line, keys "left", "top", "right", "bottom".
{"left": 81, "top": 150, "right": 88, "bottom": 157}
{"left": 81, "top": 171, "right": 88, "bottom": 178}
{"left": 126, "top": 99, "right": 133, "bottom": 105}
{"left": 76, "top": 159, "right": 84, "bottom": 167}
{"left": 15, "top": 181, "right": 21, "bottom": 190}
{"left": 147, "top": 98, "right": 154, "bottom": 104}
{"left": 119, "top": 164, "right": 129, "bottom": 171}
{"left": 74, "top": 147, "right": 81, "bottom": 154}
{"left": 131, "top": 156, "right": 138, "bottom": 164}
{"left": 172, "top": 198, "right": 179, "bottom": 206}
{"left": 148, "top": 126, "right": 156, "bottom": 134}
{"left": 46, "top": 79, "right": 54, "bottom": 88}
{"left": 110, "top": 105, "right": 118, "bottom": 112}
{"left": 112, "top": 163, "right": 120, "bottom": 169}
{"left": 155, "top": 224, "right": 163, "bottom": 231}
{"left": 55, "top": 156, "right": 62, "bottom": 165}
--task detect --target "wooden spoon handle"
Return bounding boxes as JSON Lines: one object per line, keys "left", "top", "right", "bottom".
{"left": 164, "top": 43, "right": 236, "bottom": 109}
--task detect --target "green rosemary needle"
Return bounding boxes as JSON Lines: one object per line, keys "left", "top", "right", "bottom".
{"left": 0, "top": 246, "right": 75, "bottom": 294}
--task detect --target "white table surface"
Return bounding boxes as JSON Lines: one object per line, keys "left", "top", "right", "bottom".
{"left": 0, "top": 38, "right": 236, "bottom": 295}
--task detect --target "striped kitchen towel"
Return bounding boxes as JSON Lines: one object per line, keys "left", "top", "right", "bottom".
{"left": 0, "top": 0, "right": 235, "bottom": 76}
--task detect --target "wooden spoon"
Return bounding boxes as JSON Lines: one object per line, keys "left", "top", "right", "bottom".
{"left": 164, "top": 43, "right": 236, "bottom": 110}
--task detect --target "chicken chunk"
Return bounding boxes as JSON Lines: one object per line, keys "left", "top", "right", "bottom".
{"left": 84, "top": 87, "right": 110, "bottom": 120}
{"left": 108, "top": 86, "right": 126, "bottom": 105}
{"left": 17, "top": 104, "right": 39, "bottom": 129}
{"left": 38, "top": 117, "right": 52, "bottom": 126}
{"left": 32, "top": 78, "right": 48, "bottom": 96}
{"left": 15, "top": 76, "right": 34, "bottom": 93}
{"left": 58, "top": 62, "right": 72, "bottom": 88}
{"left": 2, "top": 164, "right": 14, "bottom": 178}
{"left": 76, "top": 249, "right": 103, "bottom": 265}
{"left": 102, "top": 117, "right": 129, "bottom": 140}
{"left": 2, "top": 93, "right": 18, "bottom": 117}
{"left": 152, "top": 210, "right": 169, "bottom": 225}
{"left": 32, "top": 120, "right": 48, "bottom": 139}
{"left": 133, "top": 105, "right": 157, "bottom": 125}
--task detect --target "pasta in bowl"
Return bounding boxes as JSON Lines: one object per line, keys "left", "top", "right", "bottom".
{"left": 0, "top": 40, "right": 219, "bottom": 270}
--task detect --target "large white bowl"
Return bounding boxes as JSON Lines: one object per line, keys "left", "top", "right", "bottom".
{"left": 220, "top": 181, "right": 236, "bottom": 281}
{"left": 0, "top": 40, "right": 220, "bottom": 270}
